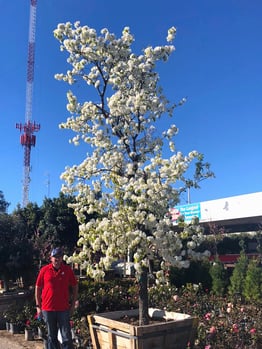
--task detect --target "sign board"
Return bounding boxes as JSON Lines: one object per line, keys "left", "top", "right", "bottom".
{"left": 169, "top": 203, "right": 201, "bottom": 223}
{"left": 169, "top": 192, "right": 262, "bottom": 224}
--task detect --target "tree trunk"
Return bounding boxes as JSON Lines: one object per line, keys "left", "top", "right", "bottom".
{"left": 138, "top": 266, "right": 149, "bottom": 325}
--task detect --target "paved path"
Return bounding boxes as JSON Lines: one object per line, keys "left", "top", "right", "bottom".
{"left": 0, "top": 330, "right": 43, "bottom": 349}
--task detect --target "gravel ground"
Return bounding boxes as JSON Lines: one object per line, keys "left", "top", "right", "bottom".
{"left": 0, "top": 330, "right": 43, "bottom": 349}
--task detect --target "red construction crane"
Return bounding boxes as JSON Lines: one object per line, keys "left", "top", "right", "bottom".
{"left": 16, "top": 0, "right": 40, "bottom": 207}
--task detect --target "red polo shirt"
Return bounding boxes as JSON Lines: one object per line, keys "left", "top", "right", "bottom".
{"left": 36, "top": 262, "right": 78, "bottom": 311}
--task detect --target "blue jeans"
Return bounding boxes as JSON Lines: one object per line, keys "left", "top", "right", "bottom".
{"left": 42, "top": 310, "right": 73, "bottom": 349}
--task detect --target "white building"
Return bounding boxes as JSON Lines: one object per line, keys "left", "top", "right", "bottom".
{"left": 170, "top": 192, "right": 262, "bottom": 232}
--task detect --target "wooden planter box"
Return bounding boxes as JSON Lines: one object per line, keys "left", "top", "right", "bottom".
{"left": 88, "top": 308, "right": 198, "bottom": 349}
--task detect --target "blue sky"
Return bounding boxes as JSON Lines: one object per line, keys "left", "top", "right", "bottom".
{"left": 1, "top": 0, "right": 262, "bottom": 212}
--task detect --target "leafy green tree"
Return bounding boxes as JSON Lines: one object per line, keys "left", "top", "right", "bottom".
{"left": 243, "top": 258, "right": 262, "bottom": 301}
{"left": 228, "top": 251, "right": 248, "bottom": 297}
{"left": 54, "top": 23, "right": 213, "bottom": 324}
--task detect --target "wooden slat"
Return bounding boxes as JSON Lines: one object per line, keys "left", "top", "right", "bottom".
{"left": 87, "top": 315, "right": 100, "bottom": 349}
{"left": 108, "top": 326, "right": 117, "bottom": 349}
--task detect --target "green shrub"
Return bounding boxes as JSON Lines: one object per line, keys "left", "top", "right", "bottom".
{"left": 243, "top": 258, "right": 262, "bottom": 301}
{"left": 228, "top": 251, "right": 248, "bottom": 297}
{"left": 209, "top": 257, "right": 228, "bottom": 296}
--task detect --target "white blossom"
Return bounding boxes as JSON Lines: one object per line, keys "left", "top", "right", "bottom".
{"left": 54, "top": 22, "right": 212, "bottom": 284}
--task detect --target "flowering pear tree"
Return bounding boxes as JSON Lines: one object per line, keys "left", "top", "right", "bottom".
{"left": 54, "top": 22, "right": 213, "bottom": 325}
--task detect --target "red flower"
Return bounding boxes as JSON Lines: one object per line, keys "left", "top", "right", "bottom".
{"left": 232, "top": 324, "right": 239, "bottom": 333}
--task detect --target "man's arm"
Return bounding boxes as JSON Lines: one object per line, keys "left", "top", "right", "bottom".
{"left": 35, "top": 285, "right": 42, "bottom": 316}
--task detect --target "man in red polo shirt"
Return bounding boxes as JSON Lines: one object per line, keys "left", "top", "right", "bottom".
{"left": 35, "top": 247, "right": 78, "bottom": 349}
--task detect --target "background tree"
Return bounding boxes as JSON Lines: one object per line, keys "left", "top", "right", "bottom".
{"left": 243, "top": 258, "right": 262, "bottom": 301}
{"left": 12, "top": 202, "right": 45, "bottom": 272}
{"left": 0, "top": 194, "right": 79, "bottom": 289}
{"left": 5, "top": 239, "right": 35, "bottom": 288}
{"left": 38, "top": 193, "right": 79, "bottom": 261}
{"left": 0, "top": 190, "right": 10, "bottom": 213}
{"left": 228, "top": 251, "right": 248, "bottom": 297}
{"left": 13, "top": 202, "right": 42, "bottom": 240}
{"left": 209, "top": 257, "right": 228, "bottom": 296}
{"left": 54, "top": 23, "right": 213, "bottom": 324}
{"left": 0, "top": 206, "right": 38, "bottom": 289}
{"left": 0, "top": 213, "right": 14, "bottom": 290}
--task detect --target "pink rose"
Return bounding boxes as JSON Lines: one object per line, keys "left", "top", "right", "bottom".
{"left": 209, "top": 326, "right": 216, "bottom": 334}
{"left": 204, "top": 312, "right": 211, "bottom": 320}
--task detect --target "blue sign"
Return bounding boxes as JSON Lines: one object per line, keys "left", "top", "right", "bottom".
{"left": 170, "top": 202, "right": 201, "bottom": 223}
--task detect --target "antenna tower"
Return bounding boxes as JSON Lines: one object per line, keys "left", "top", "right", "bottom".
{"left": 16, "top": 0, "right": 40, "bottom": 207}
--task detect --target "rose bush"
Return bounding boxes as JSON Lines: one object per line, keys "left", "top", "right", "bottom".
{"left": 67, "top": 279, "right": 262, "bottom": 348}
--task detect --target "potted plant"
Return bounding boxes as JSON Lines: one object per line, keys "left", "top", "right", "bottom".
{"left": 36, "top": 317, "right": 47, "bottom": 340}
{"left": 4, "top": 304, "right": 24, "bottom": 334}
{"left": 22, "top": 303, "right": 38, "bottom": 341}
{"left": 24, "top": 323, "right": 35, "bottom": 341}
{"left": 54, "top": 22, "right": 213, "bottom": 348}
{"left": 3, "top": 307, "right": 13, "bottom": 331}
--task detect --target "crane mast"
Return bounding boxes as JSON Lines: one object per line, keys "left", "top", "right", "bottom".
{"left": 16, "top": 0, "right": 40, "bottom": 207}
